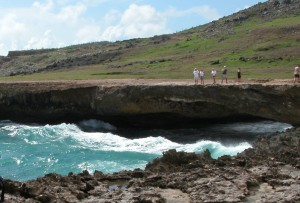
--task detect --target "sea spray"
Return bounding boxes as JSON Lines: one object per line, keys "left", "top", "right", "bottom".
{"left": 0, "top": 120, "right": 292, "bottom": 181}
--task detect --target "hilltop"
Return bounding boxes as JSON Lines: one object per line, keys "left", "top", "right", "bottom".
{"left": 0, "top": 0, "right": 299, "bottom": 80}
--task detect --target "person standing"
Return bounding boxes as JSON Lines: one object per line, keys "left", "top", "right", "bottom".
{"left": 237, "top": 68, "right": 241, "bottom": 83}
{"left": 193, "top": 68, "right": 199, "bottom": 84}
{"left": 294, "top": 66, "right": 299, "bottom": 83}
{"left": 199, "top": 70, "right": 204, "bottom": 84}
{"left": 221, "top": 66, "right": 228, "bottom": 84}
{"left": 211, "top": 68, "right": 217, "bottom": 84}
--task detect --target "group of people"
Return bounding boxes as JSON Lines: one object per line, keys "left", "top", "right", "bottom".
{"left": 193, "top": 66, "right": 241, "bottom": 85}
{"left": 192, "top": 69, "right": 205, "bottom": 84}
{"left": 193, "top": 65, "right": 299, "bottom": 85}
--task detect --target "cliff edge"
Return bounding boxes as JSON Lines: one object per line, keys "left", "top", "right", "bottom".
{"left": 0, "top": 79, "right": 299, "bottom": 126}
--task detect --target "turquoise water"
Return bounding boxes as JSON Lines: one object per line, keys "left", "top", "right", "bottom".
{"left": 0, "top": 119, "right": 291, "bottom": 181}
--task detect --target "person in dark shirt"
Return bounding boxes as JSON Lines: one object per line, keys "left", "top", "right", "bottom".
{"left": 221, "top": 66, "right": 227, "bottom": 84}
{"left": 237, "top": 68, "right": 241, "bottom": 83}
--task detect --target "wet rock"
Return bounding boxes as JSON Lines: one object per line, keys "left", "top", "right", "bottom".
{"left": 36, "top": 194, "right": 54, "bottom": 203}
{"left": 146, "top": 149, "right": 213, "bottom": 172}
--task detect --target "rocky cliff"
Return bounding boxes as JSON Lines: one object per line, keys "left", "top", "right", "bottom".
{"left": 0, "top": 80, "right": 299, "bottom": 126}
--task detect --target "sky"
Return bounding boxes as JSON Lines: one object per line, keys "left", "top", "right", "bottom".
{"left": 0, "top": 0, "right": 267, "bottom": 56}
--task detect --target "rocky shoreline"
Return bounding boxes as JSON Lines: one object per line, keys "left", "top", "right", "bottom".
{"left": 1, "top": 127, "right": 300, "bottom": 203}
{"left": 1, "top": 80, "right": 300, "bottom": 202}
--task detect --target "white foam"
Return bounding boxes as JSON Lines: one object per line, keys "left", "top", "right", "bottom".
{"left": 1, "top": 121, "right": 253, "bottom": 158}
{"left": 78, "top": 119, "right": 117, "bottom": 131}
{"left": 78, "top": 160, "right": 149, "bottom": 174}
{"left": 12, "top": 157, "right": 22, "bottom": 165}
{"left": 64, "top": 129, "right": 252, "bottom": 158}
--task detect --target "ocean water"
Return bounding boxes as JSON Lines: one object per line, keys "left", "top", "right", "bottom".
{"left": 0, "top": 119, "right": 291, "bottom": 181}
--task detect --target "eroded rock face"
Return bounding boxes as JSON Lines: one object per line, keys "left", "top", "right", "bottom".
{"left": 0, "top": 81, "right": 299, "bottom": 127}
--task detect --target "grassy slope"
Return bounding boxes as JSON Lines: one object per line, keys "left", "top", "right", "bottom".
{"left": 1, "top": 5, "right": 300, "bottom": 81}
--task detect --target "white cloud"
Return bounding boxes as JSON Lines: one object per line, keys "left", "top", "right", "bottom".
{"left": 24, "top": 30, "right": 55, "bottom": 50}
{"left": 81, "top": 0, "right": 110, "bottom": 6}
{"left": 0, "top": 44, "right": 6, "bottom": 56}
{"left": 0, "top": 1, "right": 99, "bottom": 55}
{"left": 165, "top": 5, "right": 221, "bottom": 22}
{"left": 57, "top": 4, "right": 87, "bottom": 24}
{"left": 0, "top": 1, "right": 220, "bottom": 56}
{"left": 75, "top": 25, "right": 102, "bottom": 43}
{"left": 104, "top": 9, "right": 121, "bottom": 25}
{"left": 33, "top": 0, "right": 54, "bottom": 11}
{"left": 0, "top": 13, "right": 29, "bottom": 54}
{"left": 0, "top": 13, "right": 27, "bottom": 39}
{"left": 191, "top": 6, "right": 221, "bottom": 21}
{"left": 102, "top": 4, "right": 169, "bottom": 41}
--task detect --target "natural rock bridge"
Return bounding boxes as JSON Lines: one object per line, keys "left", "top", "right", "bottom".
{"left": 0, "top": 80, "right": 299, "bottom": 127}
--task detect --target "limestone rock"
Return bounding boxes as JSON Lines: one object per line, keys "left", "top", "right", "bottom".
{"left": 0, "top": 81, "right": 299, "bottom": 127}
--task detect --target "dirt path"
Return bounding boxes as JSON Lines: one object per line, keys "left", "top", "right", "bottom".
{"left": 0, "top": 78, "right": 298, "bottom": 89}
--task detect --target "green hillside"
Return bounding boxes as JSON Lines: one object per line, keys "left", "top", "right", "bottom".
{"left": 0, "top": 0, "right": 299, "bottom": 81}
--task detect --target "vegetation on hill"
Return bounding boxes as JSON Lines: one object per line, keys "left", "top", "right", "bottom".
{"left": 0, "top": 0, "right": 299, "bottom": 81}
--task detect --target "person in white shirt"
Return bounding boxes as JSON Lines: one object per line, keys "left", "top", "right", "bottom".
{"left": 294, "top": 66, "right": 299, "bottom": 83}
{"left": 199, "top": 70, "right": 204, "bottom": 85}
{"left": 193, "top": 68, "right": 199, "bottom": 84}
{"left": 211, "top": 68, "right": 217, "bottom": 84}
